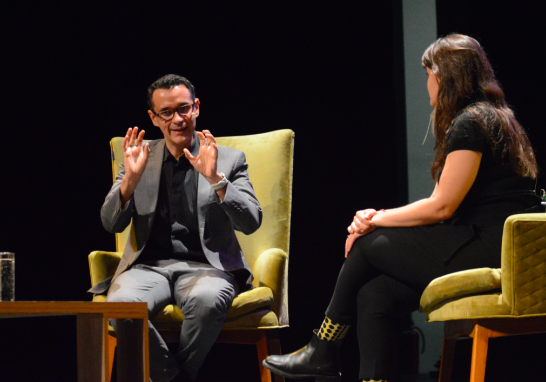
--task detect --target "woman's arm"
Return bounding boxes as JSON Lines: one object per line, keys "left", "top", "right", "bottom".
{"left": 372, "top": 150, "right": 482, "bottom": 227}
{"left": 345, "top": 150, "right": 482, "bottom": 257}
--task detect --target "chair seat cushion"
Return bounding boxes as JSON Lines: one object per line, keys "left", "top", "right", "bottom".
{"left": 420, "top": 268, "right": 502, "bottom": 311}
{"left": 152, "top": 286, "right": 274, "bottom": 329}
{"left": 96, "top": 286, "right": 276, "bottom": 331}
{"left": 223, "top": 309, "right": 279, "bottom": 329}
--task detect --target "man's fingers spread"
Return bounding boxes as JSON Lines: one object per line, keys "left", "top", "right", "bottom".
{"left": 143, "top": 143, "right": 150, "bottom": 158}
{"left": 123, "top": 128, "right": 132, "bottom": 149}
{"left": 183, "top": 148, "right": 195, "bottom": 159}
{"left": 206, "top": 133, "right": 216, "bottom": 144}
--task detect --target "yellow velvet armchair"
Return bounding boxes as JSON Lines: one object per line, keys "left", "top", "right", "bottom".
{"left": 88, "top": 129, "right": 294, "bottom": 382}
{"left": 420, "top": 213, "right": 546, "bottom": 382}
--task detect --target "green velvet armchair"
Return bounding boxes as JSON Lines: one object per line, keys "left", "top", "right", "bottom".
{"left": 420, "top": 212, "right": 546, "bottom": 382}
{"left": 88, "top": 129, "right": 294, "bottom": 382}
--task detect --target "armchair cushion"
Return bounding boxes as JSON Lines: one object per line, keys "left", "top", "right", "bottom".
{"left": 420, "top": 268, "right": 501, "bottom": 312}
{"left": 223, "top": 309, "right": 279, "bottom": 329}
{"left": 153, "top": 287, "right": 273, "bottom": 329}
{"left": 89, "top": 251, "right": 277, "bottom": 327}
{"left": 153, "top": 308, "right": 280, "bottom": 331}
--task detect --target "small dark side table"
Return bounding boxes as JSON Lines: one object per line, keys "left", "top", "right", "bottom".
{"left": 0, "top": 301, "right": 149, "bottom": 382}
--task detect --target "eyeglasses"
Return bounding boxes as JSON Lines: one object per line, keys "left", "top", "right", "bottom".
{"left": 153, "top": 103, "right": 195, "bottom": 121}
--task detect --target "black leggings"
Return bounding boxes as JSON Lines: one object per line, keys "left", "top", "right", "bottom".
{"left": 324, "top": 225, "right": 502, "bottom": 380}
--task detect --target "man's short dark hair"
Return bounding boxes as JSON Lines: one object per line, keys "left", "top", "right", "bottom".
{"left": 147, "top": 74, "right": 196, "bottom": 111}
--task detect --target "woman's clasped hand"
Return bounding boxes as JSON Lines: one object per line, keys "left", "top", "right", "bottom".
{"left": 345, "top": 209, "right": 385, "bottom": 257}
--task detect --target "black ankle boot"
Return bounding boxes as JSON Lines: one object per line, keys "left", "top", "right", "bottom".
{"left": 262, "top": 330, "right": 341, "bottom": 382}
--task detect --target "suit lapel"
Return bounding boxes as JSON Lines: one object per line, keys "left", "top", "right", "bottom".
{"left": 197, "top": 173, "right": 213, "bottom": 236}
{"left": 194, "top": 135, "right": 213, "bottom": 242}
{"left": 145, "top": 140, "right": 164, "bottom": 218}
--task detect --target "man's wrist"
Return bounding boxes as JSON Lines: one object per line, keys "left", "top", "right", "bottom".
{"left": 120, "top": 173, "right": 140, "bottom": 202}
{"left": 206, "top": 172, "right": 223, "bottom": 184}
{"left": 209, "top": 172, "right": 228, "bottom": 190}
{"left": 122, "top": 172, "right": 141, "bottom": 187}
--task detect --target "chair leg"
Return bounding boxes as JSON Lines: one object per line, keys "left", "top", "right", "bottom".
{"left": 438, "top": 337, "right": 456, "bottom": 382}
{"left": 107, "top": 334, "right": 117, "bottom": 382}
{"left": 470, "top": 324, "right": 490, "bottom": 382}
{"left": 266, "top": 330, "right": 285, "bottom": 382}
{"left": 266, "top": 330, "right": 282, "bottom": 355}
{"left": 256, "top": 333, "right": 272, "bottom": 382}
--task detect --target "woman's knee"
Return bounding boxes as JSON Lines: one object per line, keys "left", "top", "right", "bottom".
{"left": 350, "top": 231, "right": 392, "bottom": 262}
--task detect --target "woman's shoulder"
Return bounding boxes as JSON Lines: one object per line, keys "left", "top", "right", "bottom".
{"left": 453, "top": 102, "right": 498, "bottom": 129}
{"left": 452, "top": 109, "right": 482, "bottom": 130}
{"left": 449, "top": 111, "right": 483, "bottom": 138}
{"left": 447, "top": 109, "right": 488, "bottom": 153}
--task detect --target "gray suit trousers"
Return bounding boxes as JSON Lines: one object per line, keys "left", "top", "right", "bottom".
{"left": 106, "top": 260, "right": 239, "bottom": 382}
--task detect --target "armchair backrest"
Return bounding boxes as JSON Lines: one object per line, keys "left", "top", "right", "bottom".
{"left": 501, "top": 213, "right": 546, "bottom": 315}
{"left": 215, "top": 130, "right": 294, "bottom": 261}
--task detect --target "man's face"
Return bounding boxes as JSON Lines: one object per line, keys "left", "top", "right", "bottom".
{"left": 147, "top": 85, "right": 200, "bottom": 151}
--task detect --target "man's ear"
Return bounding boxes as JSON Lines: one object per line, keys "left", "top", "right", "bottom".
{"left": 192, "top": 98, "right": 200, "bottom": 118}
{"left": 148, "top": 110, "right": 159, "bottom": 127}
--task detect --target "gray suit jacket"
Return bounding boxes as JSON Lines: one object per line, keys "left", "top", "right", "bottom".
{"left": 89, "top": 138, "right": 262, "bottom": 294}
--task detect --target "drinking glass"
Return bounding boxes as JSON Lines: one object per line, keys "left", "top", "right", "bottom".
{"left": 0, "top": 253, "right": 15, "bottom": 301}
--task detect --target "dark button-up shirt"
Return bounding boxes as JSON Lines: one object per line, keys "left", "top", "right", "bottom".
{"left": 137, "top": 136, "right": 207, "bottom": 264}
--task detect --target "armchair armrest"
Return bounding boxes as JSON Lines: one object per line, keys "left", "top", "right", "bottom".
{"left": 420, "top": 268, "right": 501, "bottom": 312}
{"left": 501, "top": 213, "right": 546, "bottom": 315}
{"left": 252, "top": 248, "right": 288, "bottom": 324}
{"left": 88, "top": 250, "right": 122, "bottom": 288}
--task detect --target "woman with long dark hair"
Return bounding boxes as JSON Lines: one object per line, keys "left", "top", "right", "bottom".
{"left": 263, "top": 34, "right": 541, "bottom": 382}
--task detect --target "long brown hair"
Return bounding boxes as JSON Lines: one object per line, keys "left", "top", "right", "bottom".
{"left": 421, "top": 34, "right": 537, "bottom": 181}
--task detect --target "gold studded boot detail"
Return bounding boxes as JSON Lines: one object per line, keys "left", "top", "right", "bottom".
{"left": 317, "top": 317, "right": 350, "bottom": 342}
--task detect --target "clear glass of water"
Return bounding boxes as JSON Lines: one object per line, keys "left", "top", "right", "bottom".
{"left": 0, "top": 252, "right": 15, "bottom": 302}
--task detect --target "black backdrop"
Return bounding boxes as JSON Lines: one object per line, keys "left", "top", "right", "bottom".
{"left": 1, "top": 1, "right": 545, "bottom": 381}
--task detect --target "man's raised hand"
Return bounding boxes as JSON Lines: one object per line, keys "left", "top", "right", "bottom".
{"left": 184, "top": 130, "right": 222, "bottom": 183}
{"left": 120, "top": 127, "right": 150, "bottom": 204}
{"left": 123, "top": 127, "right": 150, "bottom": 178}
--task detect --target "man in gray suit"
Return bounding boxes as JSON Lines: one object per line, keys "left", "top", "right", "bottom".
{"left": 90, "top": 74, "right": 262, "bottom": 382}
